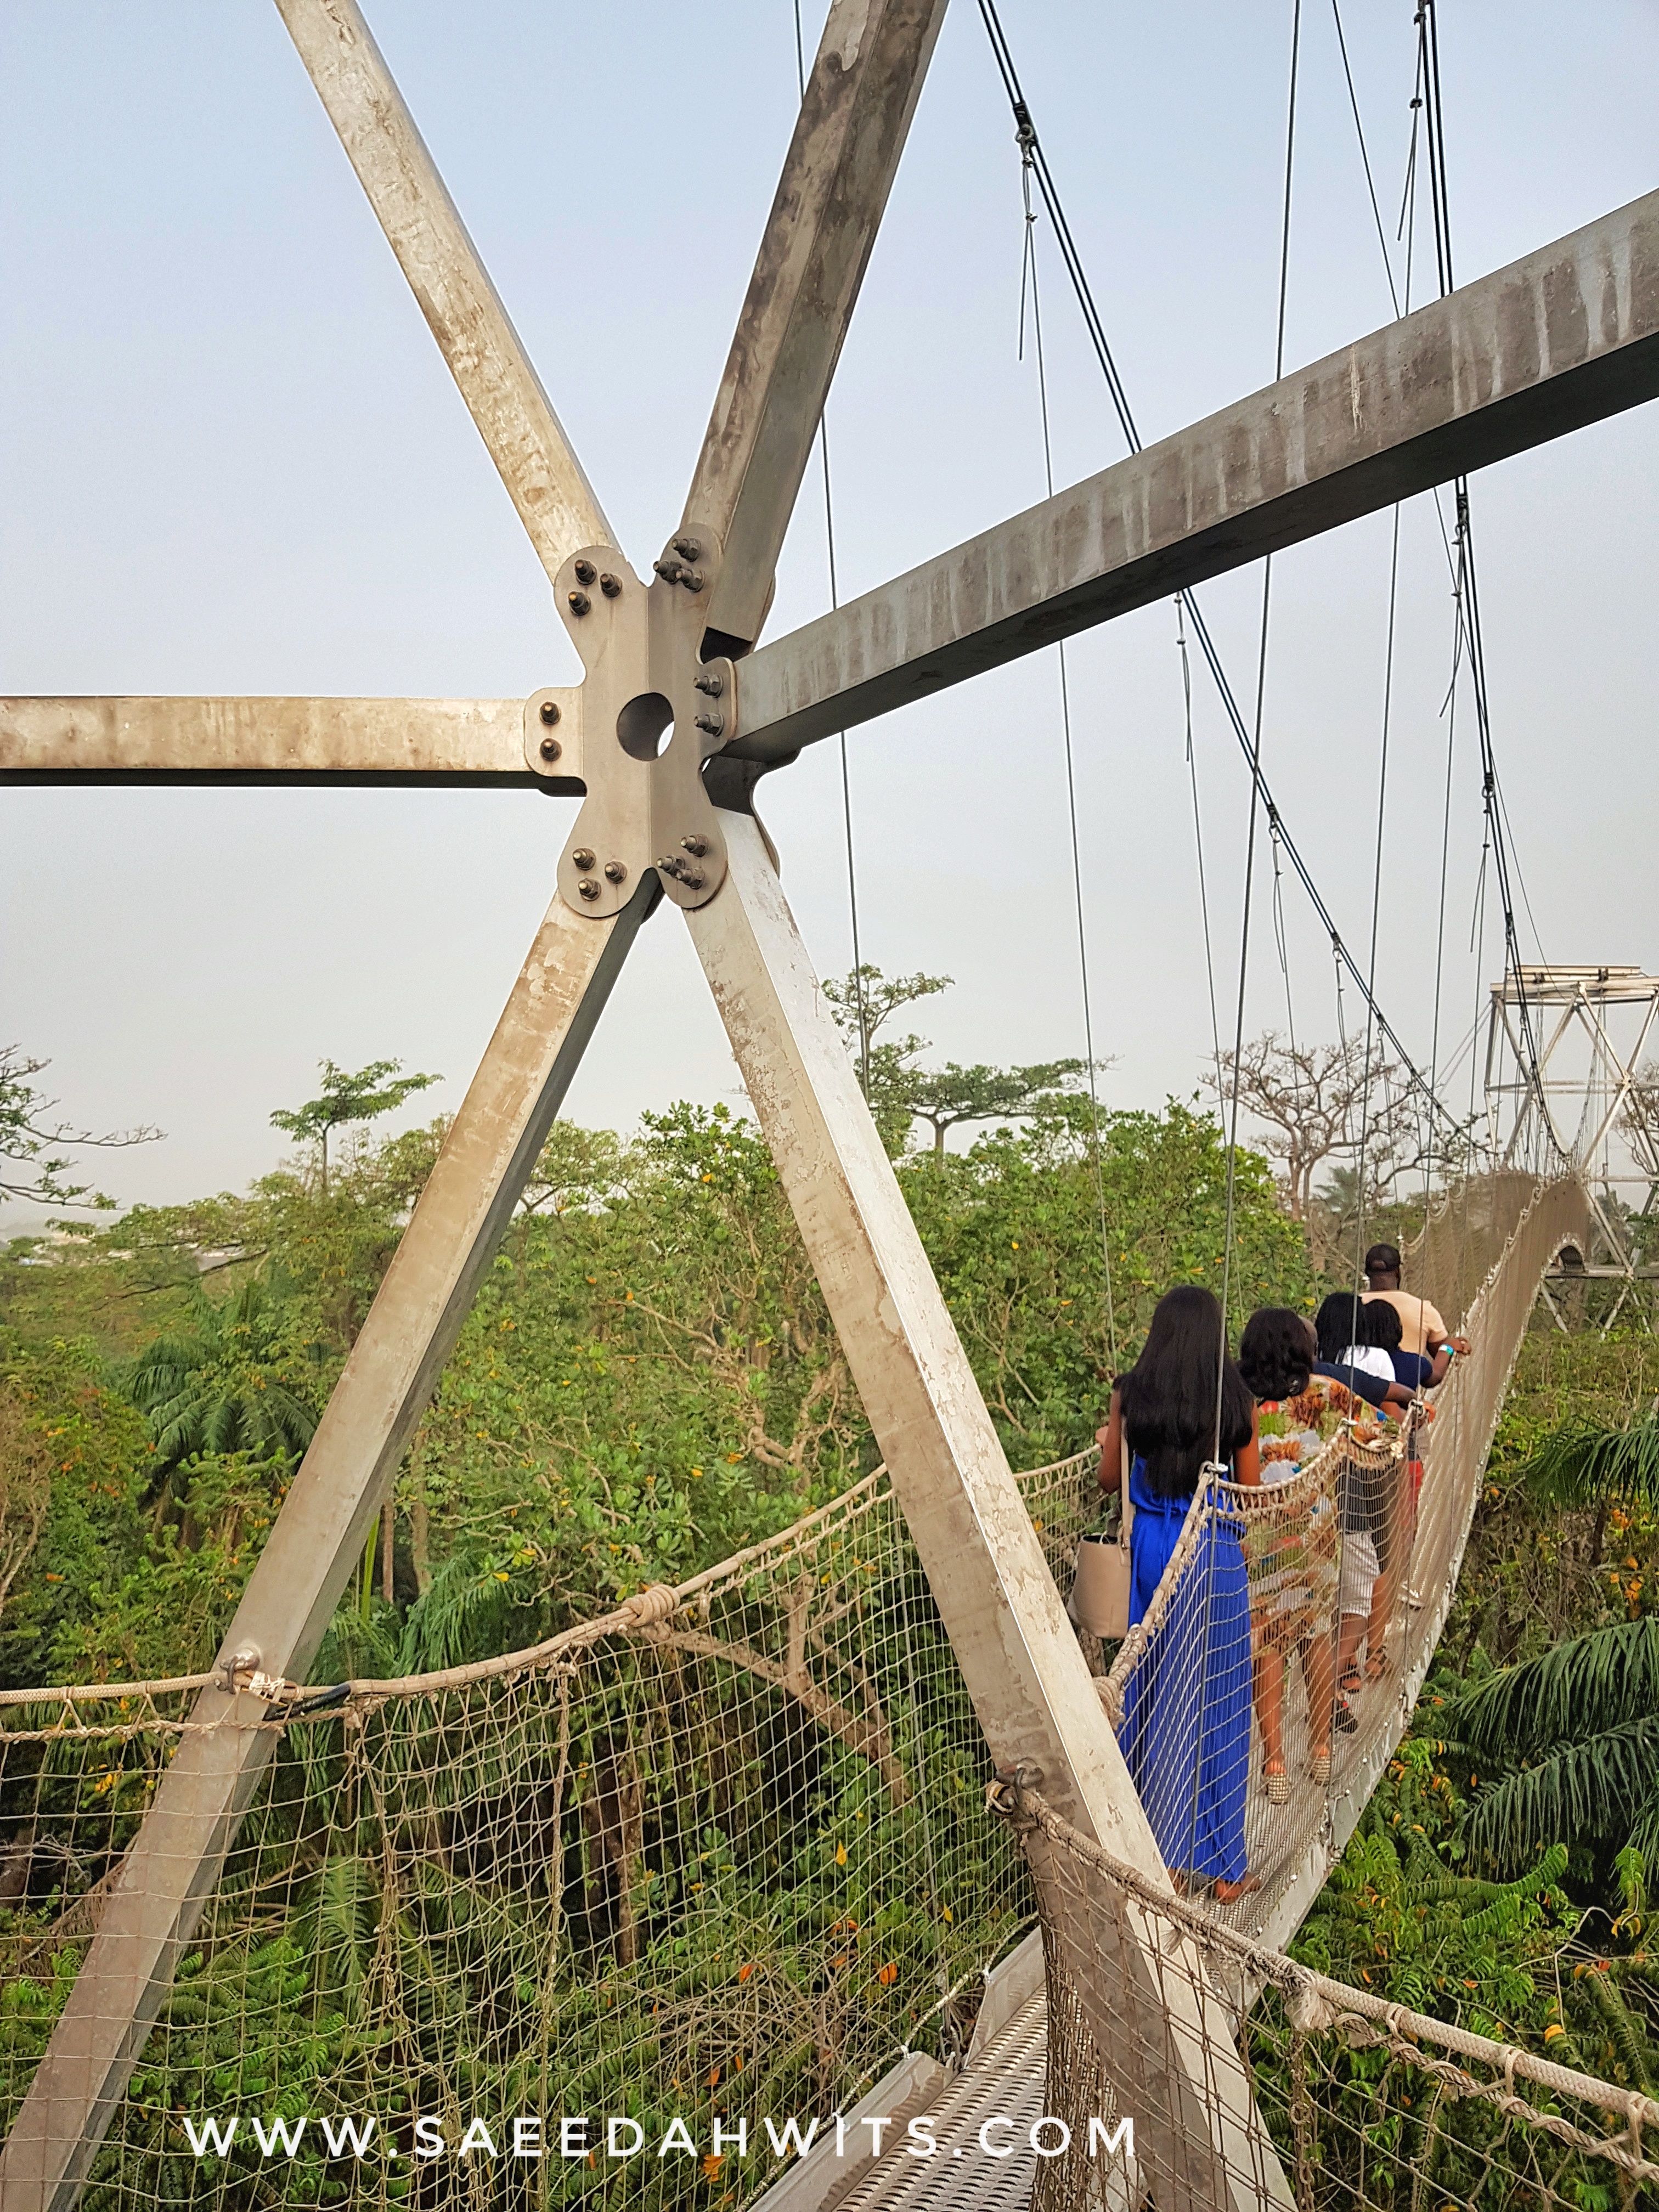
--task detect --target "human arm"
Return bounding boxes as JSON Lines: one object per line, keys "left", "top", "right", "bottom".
{"left": 1235, "top": 1402, "right": 1262, "bottom": 1487}
{"left": 1097, "top": 1389, "right": 1123, "bottom": 1494}
{"left": 1424, "top": 1346, "right": 1452, "bottom": 1387}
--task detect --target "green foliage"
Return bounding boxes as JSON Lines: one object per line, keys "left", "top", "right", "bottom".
{"left": 128, "top": 1276, "right": 317, "bottom": 1477}
{"left": 269, "top": 1056, "right": 439, "bottom": 1200}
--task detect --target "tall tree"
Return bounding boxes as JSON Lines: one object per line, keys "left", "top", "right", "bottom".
{"left": 822, "top": 967, "right": 1092, "bottom": 1157}
{"left": 270, "top": 1057, "right": 439, "bottom": 1199}
{"left": 0, "top": 1043, "right": 160, "bottom": 1211}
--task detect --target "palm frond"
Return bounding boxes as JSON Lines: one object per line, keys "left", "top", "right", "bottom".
{"left": 1465, "top": 1714, "right": 1659, "bottom": 1871}
{"left": 1447, "top": 1615, "right": 1659, "bottom": 1759}
{"left": 1523, "top": 1414, "right": 1659, "bottom": 1510}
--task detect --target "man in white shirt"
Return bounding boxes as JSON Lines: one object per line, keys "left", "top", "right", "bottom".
{"left": 1362, "top": 1243, "right": 1470, "bottom": 1361}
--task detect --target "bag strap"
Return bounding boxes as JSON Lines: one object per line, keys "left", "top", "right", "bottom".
{"left": 1120, "top": 1431, "right": 1134, "bottom": 1550}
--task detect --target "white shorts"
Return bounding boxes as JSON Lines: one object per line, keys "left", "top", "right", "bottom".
{"left": 1339, "top": 1530, "right": 1380, "bottom": 1618}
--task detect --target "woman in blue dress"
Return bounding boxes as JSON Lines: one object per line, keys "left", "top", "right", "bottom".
{"left": 1096, "top": 1285, "right": 1261, "bottom": 1900}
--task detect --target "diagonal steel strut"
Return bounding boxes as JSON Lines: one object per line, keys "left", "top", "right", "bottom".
{"left": 0, "top": 882, "right": 654, "bottom": 2210}
{"left": 687, "top": 817, "right": 1293, "bottom": 2211}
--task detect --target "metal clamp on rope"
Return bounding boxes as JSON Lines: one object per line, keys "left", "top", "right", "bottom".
{"left": 985, "top": 1760, "right": 1043, "bottom": 1822}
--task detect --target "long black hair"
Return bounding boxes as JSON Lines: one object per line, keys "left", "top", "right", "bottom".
{"left": 1313, "top": 1292, "right": 1370, "bottom": 1364}
{"left": 1115, "top": 1285, "right": 1254, "bottom": 1499}
{"left": 1237, "top": 1307, "right": 1314, "bottom": 1404}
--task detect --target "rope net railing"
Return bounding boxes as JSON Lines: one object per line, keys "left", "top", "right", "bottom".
{"left": 1006, "top": 1779, "right": 1659, "bottom": 2212}
{"left": 0, "top": 1455, "right": 1096, "bottom": 2206}
{"left": 0, "top": 1171, "right": 1590, "bottom": 2207}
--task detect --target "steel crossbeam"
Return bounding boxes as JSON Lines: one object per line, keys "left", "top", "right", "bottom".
{"left": 4, "top": 3, "right": 1657, "bottom": 2202}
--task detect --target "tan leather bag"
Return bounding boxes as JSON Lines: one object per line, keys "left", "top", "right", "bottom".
{"left": 1068, "top": 1434, "right": 1135, "bottom": 1639}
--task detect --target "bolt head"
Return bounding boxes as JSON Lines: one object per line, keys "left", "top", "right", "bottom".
{"left": 538, "top": 735, "right": 562, "bottom": 763}
{"left": 681, "top": 835, "right": 708, "bottom": 859}
{"left": 673, "top": 534, "right": 702, "bottom": 563}
{"left": 599, "top": 572, "right": 622, "bottom": 598}
{"left": 572, "top": 848, "right": 596, "bottom": 871}
{"left": 678, "top": 568, "right": 706, "bottom": 593}
{"left": 568, "top": 590, "right": 591, "bottom": 617}
{"left": 694, "top": 672, "right": 724, "bottom": 696}
{"left": 652, "top": 557, "right": 682, "bottom": 583}
{"left": 657, "top": 855, "right": 680, "bottom": 876}
{"left": 538, "top": 698, "right": 561, "bottom": 726}
{"left": 603, "top": 860, "right": 627, "bottom": 884}
{"left": 694, "top": 710, "right": 724, "bottom": 738}
{"left": 577, "top": 878, "right": 601, "bottom": 901}
{"left": 573, "top": 557, "right": 598, "bottom": 585}
{"left": 681, "top": 870, "right": 705, "bottom": 891}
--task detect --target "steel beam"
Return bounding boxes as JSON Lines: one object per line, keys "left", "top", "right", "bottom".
{"left": 685, "top": 817, "right": 1290, "bottom": 2211}
{"left": 275, "top": 0, "right": 613, "bottom": 579}
{"left": 0, "top": 695, "right": 570, "bottom": 787}
{"left": 682, "top": 0, "right": 949, "bottom": 654}
{"left": 730, "top": 188, "right": 1659, "bottom": 761}
{"left": 0, "top": 878, "right": 654, "bottom": 2211}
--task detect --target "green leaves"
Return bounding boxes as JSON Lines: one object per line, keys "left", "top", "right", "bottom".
{"left": 128, "top": 1275, "right": 317, "bottom": 1475}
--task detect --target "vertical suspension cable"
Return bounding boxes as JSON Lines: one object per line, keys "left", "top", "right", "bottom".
{"left": 793, "top": 0, "right": 871, "bottom": 1094}
{"left": 1018, "top": 131, "right": 1117, "bottom": 1366}
{"left": 1216, "top": 0, "right": 1302, "bottom": 1449}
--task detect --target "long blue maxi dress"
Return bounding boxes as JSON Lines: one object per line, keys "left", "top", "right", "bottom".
{"left": 1118, "top": 1455, "right": 1252, "bottom": 1886}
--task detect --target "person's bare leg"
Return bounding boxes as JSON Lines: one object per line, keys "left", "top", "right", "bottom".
{"left": 1302, "top": 1630, "right": 1335, "bottom": 1765}
{"left": 1254, "top": 1627, "right": 1287, "bottom": 1777}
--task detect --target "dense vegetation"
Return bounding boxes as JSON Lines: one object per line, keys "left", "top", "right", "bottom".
{"left": 5, "top": 1020, "right": 1659, "bottom": 2198}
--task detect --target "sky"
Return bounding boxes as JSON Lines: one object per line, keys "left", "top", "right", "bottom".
{"left": 3, "top": 1, "right": 1656, "bottom": 1212}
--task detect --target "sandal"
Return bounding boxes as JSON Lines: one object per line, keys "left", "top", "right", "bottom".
{"left": 1333, "top": 1695, "right": 1358, "bottom": 1736}
{"left": 1262, "top": 1763, "right": 1291, "bottom": 1805}
{"left": 1306, "top": 1748, "right": 1331, "bottom": 1786}
{"left": 1365, "top": 1647, "right": 1393, "bottom": 1685}
{"left": 1338, "top": 1660, "right": 1364, "bottom": 1697}
{"left": 1213, "top": 1872, "right": 1260, "bottom": 1904}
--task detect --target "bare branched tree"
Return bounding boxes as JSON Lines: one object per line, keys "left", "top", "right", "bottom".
{"left": 0, "top": 1044, "right": 162, "bottom": 1211}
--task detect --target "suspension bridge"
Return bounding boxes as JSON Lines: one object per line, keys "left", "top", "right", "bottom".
{"left": 2, "top": 2, "right": 1656, "bottom": 2204}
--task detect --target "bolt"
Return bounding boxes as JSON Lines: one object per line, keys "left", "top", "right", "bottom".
{"left": 599, "top": 572, "right": 622, "bottom": 597}
{"left": 673, "top": 534, "right": 702, "bottom": 563}
{"left": 680, "top": 869, "right": 705, "bottom": 891}
{"left": 568, "top": 590, "right": 591, "bottom": 617}
{"left": 681, "top": 835, "right": 708, "bottom": 859}
{"left": 572, "top": 848, "right": 596, "bottom": 871}
{"left": 657, "top": 855, "right": 681, "bottom": 877}
{"left": 538, "top": 699, "right": 561, "bottom": 726}
{"left": 652, "top": 558, "right": 683, "bottom": 583}
{"left": 577, "top": 878, "right": 600, "bottom": 901}
{"left": 573, "top": 558, "right": 598, "bottom": 585}
{"left": 538, "top": 735, "right": 562, "bottom": 763}
{"left": 603, "top": 860, "right": 627, "bottom": 884}
{"left": 694, "top": 672, "right": 724, "bottom": 697}
{"left": 694, "top": 710, "right": 724, "bottom": 738}
{"left": 678, "top": 568, "right": 706, "bottom": 592}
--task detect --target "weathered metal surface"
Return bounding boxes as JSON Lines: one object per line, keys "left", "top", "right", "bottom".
{"left": 686, "top": 819, "right": 1290, "bottom": 2210}
{"left": 684, "top": 0, "right": 949, "bottom": 653}
{"left": 0, "top": 695, "right": 567, "bottom": 787}
{"left": 275, "top": 0, "right": 612, "bottom": 578}
{"left": 730, "top": 188, "right": 1659, "bottom": 761}
{"left": 545, "top": 549, "right": 736, "bottom": 918}
{"left": 0, "top": 880, "right": 654, "bottom": 2211}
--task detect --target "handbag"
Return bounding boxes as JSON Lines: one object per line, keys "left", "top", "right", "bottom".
{"left": 1068, "top": 1434, "right": 1135, "bottom": 1639}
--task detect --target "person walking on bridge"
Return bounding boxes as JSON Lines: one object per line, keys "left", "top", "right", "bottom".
{"left": 1362, "top": 1242, "right": 1470, "bottom": 1363}
{"left": 1097, "top": 1285, "right": 1261, "bottom": 1904}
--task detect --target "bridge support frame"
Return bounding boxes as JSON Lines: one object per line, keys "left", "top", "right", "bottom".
{"left": 5, "top": 1, "right": 1659, "bottom": 2202}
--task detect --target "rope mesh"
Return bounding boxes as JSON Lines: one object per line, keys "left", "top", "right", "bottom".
{"left": 0, "top": 1172, "right": 1610, "bottom": 2209}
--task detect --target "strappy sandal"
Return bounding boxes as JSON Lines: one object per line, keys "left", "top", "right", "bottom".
{"left": 1333, "top": 1694, "right": 1358, "bottom": 1736}
{"left": 1365, "top": 1647, "right": 1393, "bottom": 1685}
{"left": 1213, "top": 1872, "right": 1260, "bottom": 1904}
{"left": 1306, "top": 1747, "right": 1331, "bottom": 1786}
{"left": 1262, "top": 1763, "right": 1291, "bottom": 1805}
{"left": 1338, "top": 1659, "right": 1364, "bottom": 1697}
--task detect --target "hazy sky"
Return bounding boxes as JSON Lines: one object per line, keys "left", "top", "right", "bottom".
{"left": 3, "top": 1, "right": 1656, "bottom": 1210}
